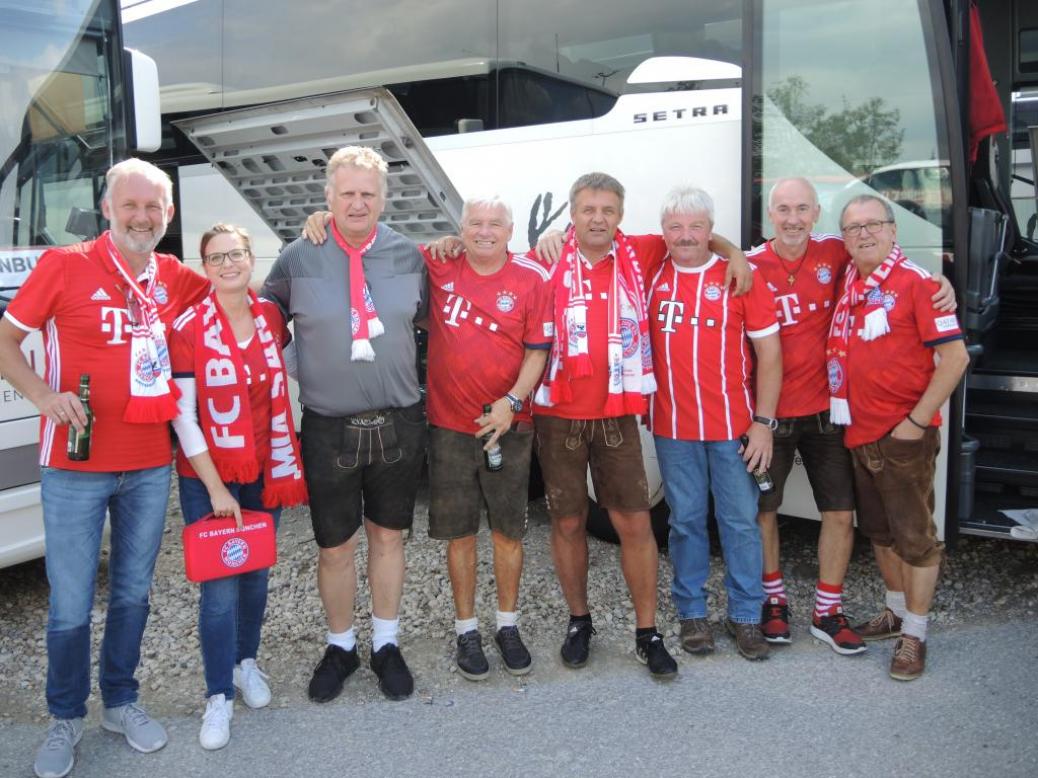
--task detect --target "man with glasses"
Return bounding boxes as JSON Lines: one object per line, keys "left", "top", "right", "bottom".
{"left": 0, "top": 158, "right": 209, "bottom": 778}
{"left": 746, "top": 178, "right": 954, "bottom": 655}
{"left": 262, "top": 146, "right": 428, "bottom": 703}
{"left": 830, "top": 194, "right": 968, "bottom": 680}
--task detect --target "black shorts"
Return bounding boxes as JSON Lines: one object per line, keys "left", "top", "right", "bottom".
{"left": 427, "top": 424, "right": 533, "bottom": 541}
{"left": 301, "top": 402, "right": 428, "bottom": 548}
{"left": 759, "top": 410, "right": 855, "bottom": 514}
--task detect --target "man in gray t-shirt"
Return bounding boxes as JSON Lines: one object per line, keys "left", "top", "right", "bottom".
{"left": 261, "top": 146, "right": 428, "bottom": 703}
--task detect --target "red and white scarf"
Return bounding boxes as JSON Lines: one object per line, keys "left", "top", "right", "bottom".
{"left": 330, "top": 222, "right": 383, "bottom": 362}
{"left": 535, "top": 228, "right": 656, "bottom": 416}
{"left": 192, "top": 289, "right": 308, "bottom": 508}
{"left": 826, "top": 243, "right": 906, "bottom": 425}
{"left": 100, "top": 231, "right": 180, "bottom": 423}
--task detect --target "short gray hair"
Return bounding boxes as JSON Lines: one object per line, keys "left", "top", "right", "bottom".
{"left": 325, "top": 146, "right": 388, "bottom": 195}
{"left": 569, "top": 172, "right": 625, "bottom": 210}
{"left": 461, "top": 195, "right": 513, "bottom": 226}
{"left": 767, "top": 177, "right": 818, "bottom": 209}
{"left": 659, "top": 186, "right": 715, "bottom": 224}
{"left": 105, "top": 158, "right": 173, "bottom": 208}
{"left": 840, "top": 194, "right": 895, "bottom": 227}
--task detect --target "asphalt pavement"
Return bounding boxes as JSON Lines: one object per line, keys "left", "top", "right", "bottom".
{"left": 2, "top": 619, "right": 1035, "bottom": 778}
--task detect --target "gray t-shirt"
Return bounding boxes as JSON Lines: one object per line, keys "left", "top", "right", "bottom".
{"left": 262, "top": 223, "right": 427, "bottom": 416}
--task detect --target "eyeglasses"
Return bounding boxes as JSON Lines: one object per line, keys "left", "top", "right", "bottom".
{"left": 202, "top": 248, "right": 251, "bottom": 266}
{"left": 840, "top": 220, "right": 893, "bottom": 237}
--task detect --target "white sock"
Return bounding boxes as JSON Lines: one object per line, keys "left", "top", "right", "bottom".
{"left": 371, "top": 616, "right": 399, "bottom": 652}
{"left": 496, "top": 610, "right": 518, "bottom": 630}
{"left": 327, "top": 627, "right": 356, "bottom": 651}
{"left": 885, "top": 590, "right": 908, "bottom": 619}
{"left": 455, "top": 616, "right": 478, "bottom": 637}
{"left": 902, "top": 610, "right": 929, "bottom": 642}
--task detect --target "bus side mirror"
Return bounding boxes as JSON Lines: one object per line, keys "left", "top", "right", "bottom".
{"left": 124, "top": 48, "right": 161, "bottom": 153}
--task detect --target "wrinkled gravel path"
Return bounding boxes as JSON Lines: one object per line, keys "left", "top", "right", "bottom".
{"left": 2, "top": 480, "right": 1036, "bottom": 724}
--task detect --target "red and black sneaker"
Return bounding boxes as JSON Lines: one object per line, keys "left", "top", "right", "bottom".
{"left": 760, "top": 597, "right": 791, "bottom": 644}
{"left": 810, "top": 606, "right": 867, "bottom": 655}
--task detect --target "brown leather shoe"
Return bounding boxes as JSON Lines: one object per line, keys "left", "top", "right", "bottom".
{"left": 889, "top": 635, "right": 927, "bottom": 681}
{"left": 854, "top": 608, "right": 903, "bottom": 642}
{"left": 679, "top": 618, "right": 715, "bottom": 655}
{"left": 725, "top": 619, "right": 770, "bottom": 661}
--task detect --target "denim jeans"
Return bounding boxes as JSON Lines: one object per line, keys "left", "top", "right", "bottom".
{"left": 41, "top": 465, "right": 172, "bottom": 719}
{"left": 654, "top": 437, "right": 763, "bottom": 623}
{"left": 179, "top": 475, "right": 281, "bottom": 699}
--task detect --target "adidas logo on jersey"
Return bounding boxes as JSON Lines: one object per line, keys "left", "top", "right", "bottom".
{"left": 441, "top": 282, "right": 455, "bottom": 292}
{"left": 90, "top": 287, "right": 111, "bottom": 301}
{"left": 656, "top": 282, "right": 671, "bottom": 292}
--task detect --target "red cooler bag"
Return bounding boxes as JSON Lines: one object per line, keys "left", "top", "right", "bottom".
{"left": 182, "top": 510, "right": 277, "bottom": 582}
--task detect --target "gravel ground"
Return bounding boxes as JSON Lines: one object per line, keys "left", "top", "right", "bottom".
{"left": 2, "top": 480, "right": 1037, "bottom": 725}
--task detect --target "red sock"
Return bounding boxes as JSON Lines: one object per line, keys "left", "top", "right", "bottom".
{"left": 763, "top": 570, "right": 786, "bottom": 602}
{"left": 814, "top": 581, "right": 843, "bottom": 619}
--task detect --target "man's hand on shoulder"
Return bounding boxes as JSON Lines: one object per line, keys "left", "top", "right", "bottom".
{"left": 301, "top": 211, "right": 332, "bottom": 244}
{"left": 535, "top": 229, "right": 565, "bottom": 265}
{"left": 711, "top": 233, "right": 752, "bottom": 296}
{"left": 425, "top": 236, "right": 463, "bottom": 262}
{"left": 931, "top": 273, "right": 957, "bottom": 312}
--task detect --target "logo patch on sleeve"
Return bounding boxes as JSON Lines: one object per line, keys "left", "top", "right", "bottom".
{"left": 543, "top": 322, "right": 554, "bottom": 337}
{"left": 934, "top": 315, "right": 959, "bottom": 333}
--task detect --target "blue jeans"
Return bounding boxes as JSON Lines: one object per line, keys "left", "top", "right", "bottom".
{"left": 654, "top": 437, "right": 763, "bottom": 623}
{"left": 41, "top": 465, "right": 172, "bottom": 719}
{"left": 179, "top": 475, "right": 281, "bottom": 699}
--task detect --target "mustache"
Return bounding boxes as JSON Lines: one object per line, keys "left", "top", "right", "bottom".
{"left": 672, "top": 239, "right": 699, "bottom": 247}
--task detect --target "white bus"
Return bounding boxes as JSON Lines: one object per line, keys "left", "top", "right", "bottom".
{"left": 120, "top": 0, "right": 1037, "bottom": 545}
{"left": 0, "top": 0, "right": 160, "bottom": 567}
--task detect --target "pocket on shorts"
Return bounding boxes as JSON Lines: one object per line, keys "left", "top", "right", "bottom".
{"left": 601, "top": 418, "right": 624, "bottom": 448}
{"left": 376, "top": 421, "right": 403, "bottom": 464}
{"left": 336, "top": 425, "right": 364, "bottom": 470}
{"left": 818, "top": 411, "right": 839, "bottom": 435}
{"left": 774, "top": 419, "right": 795, "bottom": 439}
{"left": 879, "top": 432, "right": 926, "bottom": 468}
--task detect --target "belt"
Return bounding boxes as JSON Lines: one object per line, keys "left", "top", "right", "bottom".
{"left": 345, "top": 408, "right": 394, "bottom": 427}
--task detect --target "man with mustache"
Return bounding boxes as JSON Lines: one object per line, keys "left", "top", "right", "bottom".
{"left": 0, "top": 159, "right": 209, "bottom": 778}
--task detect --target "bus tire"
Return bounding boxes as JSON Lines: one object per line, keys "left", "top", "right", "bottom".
{"left": 585, "top": 498, "right": 671, "bottom": 550}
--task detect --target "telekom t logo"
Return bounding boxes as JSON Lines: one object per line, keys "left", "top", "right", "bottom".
{"left": 656, "top": 300, "right": 685, "bottom": 333}
{"left": 774, "top": 293, "right": 801, "bottom": 326}
{"left": 442, "top": 293, "right": 471, "bottom": 328}
{"left": 100, "top": 306, "right": 132, "bottom": 344}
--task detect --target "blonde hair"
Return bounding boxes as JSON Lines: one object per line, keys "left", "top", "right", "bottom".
{"left": 325, "top": 146, "right": 388, "bottom": 195}
{"left": 105, "top": 158, "right": 173, "bottom": 208}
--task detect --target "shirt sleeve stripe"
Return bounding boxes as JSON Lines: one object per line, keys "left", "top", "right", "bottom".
{"left": 2, "top": 311, "right": 36, "bottom": 333}
{"left": 747, "top": 322, "right": 780, "bottom": 339}
{"left": 923, "top": 333, "right": 964, "bottom": 348}
{"left": 523, "top": 341, "right": 552, "bottom": 350}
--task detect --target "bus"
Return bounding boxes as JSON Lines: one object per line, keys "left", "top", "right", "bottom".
{"left": 0, "top": 0, "right": 161, "bottom": 567}
{"left": 122, "top": 0, "right": 1038, "bottom": 544}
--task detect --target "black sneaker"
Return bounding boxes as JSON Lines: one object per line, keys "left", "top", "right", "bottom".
{"left": 560, "top": 620, "right": 595, "bottom": 668}
{"left": 455, "top": 630, "right": 490, "bottom": 681}
{"left": 307, "top": 645, "right": 359, "bottom": 703}
{"left": 370, "top": 643, "right": 414, "bottom": 701}
{"left": 635, "top": 632, "right": 678, "bottom": 678}
{"left": 494, "top": 626, "right": 533, "bottom": 676}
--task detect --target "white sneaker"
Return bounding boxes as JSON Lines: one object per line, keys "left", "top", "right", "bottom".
{"left": 199, "top": 694, "right": 233, "bottom": 751}
{"left": 233, "top": 658, "right": 272, "bottom": 709}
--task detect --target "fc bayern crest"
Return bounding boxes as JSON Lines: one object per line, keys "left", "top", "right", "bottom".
{"left": 815, "top": 265, "right": 832, "bottom": 284}
{"left": 496, "top": 291, "right": 517, "bottom": 313}
{"left": 827, "top": 358, "right": 844, "bottom": 393}
{"left": 350, "top": 307, "right": 361, "bottom": 335}
{"left": 619, "top": 318, "right": 638, "bottom": 358}
{"left": 703, "top": 282, "right": 723, "bottom": 302}
{"left": 134, "top": 351, "right": 158, "bottom": 387}
{"left": 867, "top": 288, "right": 885, "bottom": 306}
{"left": 152, "top": 282, "right": 168, "bottom": 305}
{"left": 221, "top": 537, "right": 249, "bottom": 569}
{"left": 881, "top": 292, "right": 897, "bottom": 312}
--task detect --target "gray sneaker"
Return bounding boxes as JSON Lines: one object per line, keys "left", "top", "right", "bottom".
{"left": 101, "top": 702, "right": 168, "bottom": 753}
{"left": 725, "top": 618, "right": 770, "bottom": 661}
{"left": 34, "top": 718, "right": 83, "bottom": 778}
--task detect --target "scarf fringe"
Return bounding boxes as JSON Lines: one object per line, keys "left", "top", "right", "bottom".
{"left": 215, "top": 459, "right": 260, "bottom": 486}
{"left": 262, "top": 478, "right": 309, "bottom": 509}
{"left": 830, "top": 397, "right": 851, "bottom": 425}
{"left": 351, "top": 339, "right": 376, "bottom": 362}
{"left": 368, "top": 317, "right": 385, "bottom": 338}
{"left": 861, "top": 308, "right": 890, "bottom": 341}
{"left": 123, "top": 393, "right": 179, "bottom": 424}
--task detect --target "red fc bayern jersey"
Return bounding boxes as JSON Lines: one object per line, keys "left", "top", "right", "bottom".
{"left": 424, "top": 249, "right": 553, "bottom": 434}
{"left": 647, "top": 255, "right": 779, "bottom": 441}
{"left": 747, "top": 234, "right": 849, "bottom": 418}
{"left": 4, "top": 237, "right": 209, "bottom": 471}
{"left": 170, "top": 299, "right": 288, "bottom": 478}
{"left": 844, "top": 260, "right": 964, "bottom": 448}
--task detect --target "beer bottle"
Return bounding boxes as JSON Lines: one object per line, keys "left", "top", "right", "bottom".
{"left": 66, "top": 374, "right": 93, "bottom": 461}
{"left": 739, "top": 434, "right": 774, "bottom": 493}
{"left": 482, "top": 403, "right": 503, "bottom": 472}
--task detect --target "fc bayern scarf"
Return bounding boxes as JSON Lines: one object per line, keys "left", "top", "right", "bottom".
{"left": 100, "top": 231, "right": 179, "bottom": 423}
{"left": 535, "top": 227, "right": 656, "bottom": 416}
{"left": 826, "top": 243, "right": 906, "bottom": 425}
{"left": 192, "top": 289, "right": 308, "bottom": 508}
{"left": 330, "top": 221, "right": 383, "bottom": 362}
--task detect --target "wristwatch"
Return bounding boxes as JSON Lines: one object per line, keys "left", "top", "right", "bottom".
{"left": 504, "top": 392, "right": 524, "bottom": 413}
{"left": 752, "top": 414, "right": 779, "bottom": 431}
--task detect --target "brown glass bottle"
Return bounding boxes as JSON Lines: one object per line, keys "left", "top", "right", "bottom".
{"left": 66, "top": 374, "right": 93, "bottom": 461}
{"left": 482, "top": 403, "right": 503, "bottom": 471}
{"left": 739, "top": 434, "right": 774, "bottom": 493}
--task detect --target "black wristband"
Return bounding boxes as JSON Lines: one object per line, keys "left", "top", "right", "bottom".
{"left": 906, "top": 415, "right": 928, "bottom": 430}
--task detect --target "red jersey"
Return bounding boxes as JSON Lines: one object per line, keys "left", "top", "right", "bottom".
{"left": 647, "top": 254, "right": 779, "bottom": 441}
{"left": 169, "top": 299, "right": 288, "bottom": 478}
{"left": 4, "top": 238, "right": 208, "bottom": 471}
{"left": 746, "top": 234, "right": 849, "bottom": 418}
{"left": 844, "top": 260, "right": 964, "bottom": 448}
{"left": 424, "top": 249, "right": 553, "bottom": 434}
